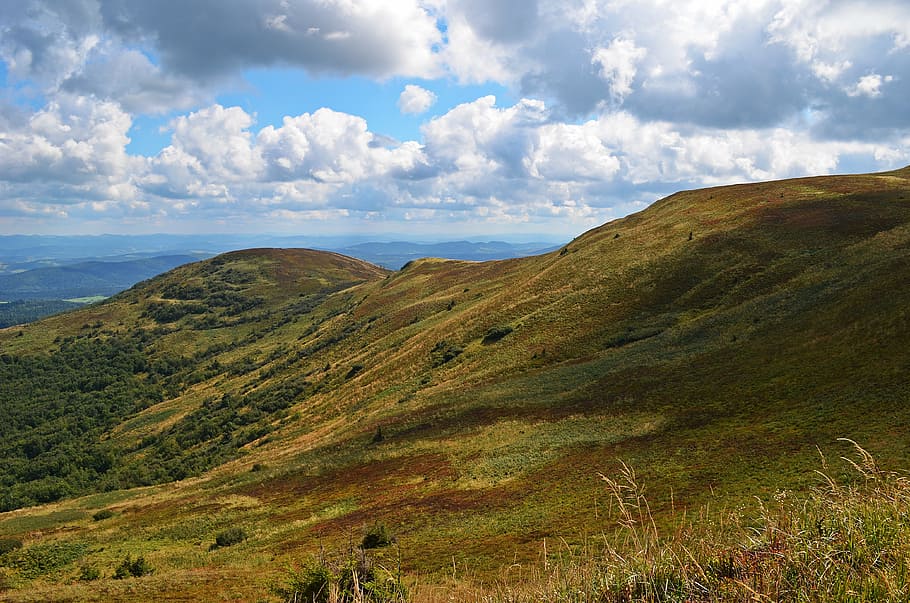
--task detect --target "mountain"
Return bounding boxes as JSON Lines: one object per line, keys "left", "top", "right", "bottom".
{"left": 333, "top": 240, "right": 561, "bottom": 269}
{"left": 0, "top": 255, "right": 203, "bottom": 301}
{"left": 0, "top": 240, "right": 560, "bottom": 324}
{"left": 0, "top": 234, "right": 567, "bottom": 274}
{"left": 1, "top": 167, "right": 909, "bottom": 600}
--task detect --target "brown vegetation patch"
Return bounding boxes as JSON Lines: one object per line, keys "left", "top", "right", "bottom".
{"left": 240, "top": 452, "right": 455, "bottom": 508}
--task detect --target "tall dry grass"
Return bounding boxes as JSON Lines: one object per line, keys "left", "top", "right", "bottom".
{"left": 408, "top": 439, "right": 910, "bottom": 602}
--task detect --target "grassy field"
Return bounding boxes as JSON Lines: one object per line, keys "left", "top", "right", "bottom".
{"left": 1, "top": 168, "right": 909, "bottom": 600}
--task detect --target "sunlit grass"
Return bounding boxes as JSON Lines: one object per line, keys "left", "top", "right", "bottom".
{"left": 434, "top": 441, "right": 910, "bottom": 602}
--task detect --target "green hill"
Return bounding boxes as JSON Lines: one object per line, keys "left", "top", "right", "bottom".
{"left": 1, "top": 168, "right": 909, "bottom": 600}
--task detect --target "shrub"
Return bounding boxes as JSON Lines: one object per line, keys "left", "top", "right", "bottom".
{"left": 482, "top": 324, "right": 513, "bottom": 344}
{"left": 213, "top": 527, "right": 247, "bottom": 549}
{"left": 431, "top": 341, "right": 463, "bottom": 366}
{"left": 92, "top": 509, "right": 114, "bottom": 521}
{"left": 78, "top": 564, "right": 101, "bottom": 581}
{"left": 273, "top": 560, "right": 332, "bottom": 603}
{"left": 361, "top": 523, "right": 394, "bottom": 549}
{"left": 113, "top": 555, "right": 153, "bottom": 579}
{"left": 273, "top": 551, "right": 407, "bottom": 603}
{"left": 0, "top": 538, "right": 23, "bottom": 556}
{"left": 338, "top": 551, "right": 406, "bottom": 602}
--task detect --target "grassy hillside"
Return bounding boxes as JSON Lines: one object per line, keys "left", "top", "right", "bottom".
{"left": 1, "top": 168, "right": 909, "bottom": 600}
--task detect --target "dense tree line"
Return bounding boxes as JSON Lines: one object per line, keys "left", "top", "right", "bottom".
{"left": 0, "top": 336, "right": 162, "bottom": 510}
{"left": 0, "top": 300, "right": 83, "bottom": 328}
{"left": 0, "top": 326, "right": 320, "bottom": 510}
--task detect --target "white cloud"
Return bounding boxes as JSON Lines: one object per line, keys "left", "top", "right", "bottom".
{"left": 2, "top": 1, "right": 910, "bottom": 234}
{"left": 143, "top": 105, "right": 261, "bottom": 200}
{"left": 257, "top": 107, "right": 427, "bottom": 183}
{"left": 592, "top": 37, "right": 647, "bottom": 102}
{"left": 435, "top": 8, "right": 517, "bottom": 83}
{"left": 422, "top": 96, "right": 548, "bottom": 175}
{"left": 0, "top": 94, "right": 134, "bottom": 185}
{"left": 811, "top": 60, "right": 852, "bottom": 83}
{"left": 847, "top": 73, "right": 894, "bottom": 98}
{"left": 529, "top": 122, "right": 620, "bottom": 181}
{"left": 62, "top": 47, "right": 217, "bottom": 114}
{"left": 398, "top": 85, "right": 437, "bottom": 114}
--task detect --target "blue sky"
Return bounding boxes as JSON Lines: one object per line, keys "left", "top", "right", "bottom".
{"left": 126, "top": 72, "right": 515, "bottom": 156}
{"left": 1, "top": 1, "right": 908, "bottom": 238}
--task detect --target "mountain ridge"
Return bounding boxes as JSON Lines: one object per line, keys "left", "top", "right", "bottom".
{"left": 1, "top": 167, "right": 909, "bottom": 599}
{"left": 0, "top": 254, "right": 204, "bottom": 301}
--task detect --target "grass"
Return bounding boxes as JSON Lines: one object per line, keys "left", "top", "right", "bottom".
{"left": 425, "top": 441, "right": 910, "bottom": 602}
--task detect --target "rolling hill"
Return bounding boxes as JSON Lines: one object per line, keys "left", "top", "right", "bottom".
{"left": 1, "top": 167, "right": 909, "bottom": 600}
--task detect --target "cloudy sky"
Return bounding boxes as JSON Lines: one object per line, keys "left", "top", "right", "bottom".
{"left": 1, "top": 1, "right": 908, "bottom": 238}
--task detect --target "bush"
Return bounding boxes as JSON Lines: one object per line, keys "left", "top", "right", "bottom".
{"left": 92, "top": 509, "right": 114, "bottom": 521}
{"left": 273, "top": 552, "right": 407, "bottom": 603}
{"left": 431, "top": 341, "right": 463, "bottom": 366}
{"left": 273, "top": 560, "right": 332, "bottom": 603}
{"left": 0, "top": 538, "right": 23, "bottom": 556}
{"left": 337, "top": 551, "right": 406, "bottom": 602}
{"left": 78, "top": 564, "right": 101, "bottom": 581}
{"left": 482, "top": 324, "right": 513, "bottom": 344}
{"left": 213, "top": 527, "right": 247, "bottom": 549}
{"left": 361, "top": 523, "right": 394, "bottom": 549}
{"left": 113, "top": 555, "right": 153, "bottom": 579}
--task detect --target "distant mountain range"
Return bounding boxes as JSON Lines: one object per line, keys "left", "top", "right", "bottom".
{"left": 0, "top": 255, "right": 204, "bottom": 301}
{"left": 0, "top": 234, "right": 565, "bottom": 273}
{"left": 334, "top": 240, "right": 559, "bottom": 269}
{"left": 0, "top": 238, "right": 560, "bottom": 306}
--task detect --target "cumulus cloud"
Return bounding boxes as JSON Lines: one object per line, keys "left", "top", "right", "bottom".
{"left": 61, "top": 47, "right": 217, "bottom": 114}
{"left": 0, "top": 94, "right": 134, "bottom": 185}
{"left": 257, "top": 108, "right": 427, "bottom": 183}
{"left": 0, "top": 0, "right": 102, "bottom": 88}
{"left": 141, "top": 105, "right": 261, "bottom": 200}
{"left": 398, "top": 85, "right": 437, "bottom": 114}
{"left": 3, "top": 93, "right": 908, "bottom": 233}
{"left": 1, "top": 0, "right": 443, "bottom": 114}
{"left": 2, "top": 0, "right": 909, "bottom": 234}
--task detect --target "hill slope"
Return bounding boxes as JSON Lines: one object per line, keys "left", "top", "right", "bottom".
{"left": 1, "top": 168, "right": 910, "bottom": 599}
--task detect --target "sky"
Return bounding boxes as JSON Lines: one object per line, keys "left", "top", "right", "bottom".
{"left": 0, "top": 1, "right": 909, "bottom": 239}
